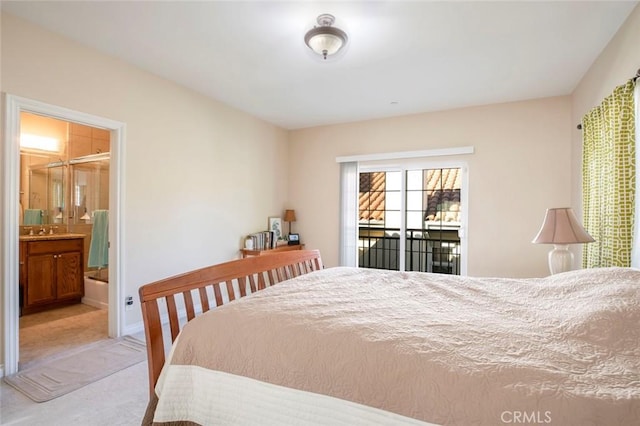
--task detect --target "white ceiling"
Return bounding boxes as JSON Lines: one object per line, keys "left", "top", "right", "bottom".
{"left": 2, "top": 1, "right": 637, "bottom": 130}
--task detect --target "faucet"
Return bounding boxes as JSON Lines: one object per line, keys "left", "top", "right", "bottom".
{"left": 25, "top": 227, "right": 33, "bottom": 236}
{"left": 38, "top": 227, "right": 45, "bottom": 236}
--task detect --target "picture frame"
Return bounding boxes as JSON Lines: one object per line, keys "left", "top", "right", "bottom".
{"left": 268, "top": 217, "right": 283, "bottom": 240}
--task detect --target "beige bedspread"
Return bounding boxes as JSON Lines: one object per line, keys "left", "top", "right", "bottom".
{"left": 152, "top": 267, "right": 640, "bottom": 425}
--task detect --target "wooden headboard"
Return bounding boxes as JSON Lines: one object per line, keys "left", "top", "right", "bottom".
{"left": 138, "top": 249, "right": 323, "bottom": 397}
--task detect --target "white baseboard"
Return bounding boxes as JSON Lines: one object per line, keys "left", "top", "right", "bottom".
{"left": 123, "top": 320, "right": 145, "bottom": 337}
{"left": 82, "top": 297, "right": 109, "bottom": 310}
{"left": 123, "top": 304, "right": 205, "bottom": 340}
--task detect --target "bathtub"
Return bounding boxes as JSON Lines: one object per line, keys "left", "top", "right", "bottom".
{"left": 82, "top": 275, "right": 108, "bottom": 310}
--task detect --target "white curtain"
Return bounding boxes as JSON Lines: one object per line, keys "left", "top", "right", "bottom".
{"left": 632, "top": 81, "right": 640, "bottom": 268}
{"left": 339, "top": 161, "right": 358, "bottom": 266}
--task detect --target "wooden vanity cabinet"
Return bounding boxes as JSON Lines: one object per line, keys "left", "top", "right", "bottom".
{"left": 20, "top": 237, "right": 84, "bottom": 315}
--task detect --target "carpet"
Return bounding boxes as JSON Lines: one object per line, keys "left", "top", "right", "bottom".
{"left": 4, "top": 336, "right": 146, "bottom": 403}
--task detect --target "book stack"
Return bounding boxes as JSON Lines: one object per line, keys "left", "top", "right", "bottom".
{"left": 247, "top": 230, "right": 276, "bottom": 250}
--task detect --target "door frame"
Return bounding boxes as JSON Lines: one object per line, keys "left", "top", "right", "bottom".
{"left": 2, "top": 94, "right": 126, "bottom": 375}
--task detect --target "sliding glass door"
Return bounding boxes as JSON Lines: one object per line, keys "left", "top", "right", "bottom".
{"left": 358, "top": 171, "right": 401, "bottom": 270}
{"left": 358, "top": 167, "right": 464, "bottom": 274}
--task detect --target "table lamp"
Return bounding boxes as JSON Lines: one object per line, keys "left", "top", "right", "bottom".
{"left": 284, "top": 209, "right": 296, "bottom": 236}
{"left": 532, "top": 207, "right": 594, "bottom": 274}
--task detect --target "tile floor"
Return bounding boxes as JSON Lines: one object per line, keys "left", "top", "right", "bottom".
{"left": 19, "top": 304, "right": 108, "bottom": 367}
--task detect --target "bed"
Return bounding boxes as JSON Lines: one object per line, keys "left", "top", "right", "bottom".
{"left": 140, "top": 250, "right": 640, "bottom": 425}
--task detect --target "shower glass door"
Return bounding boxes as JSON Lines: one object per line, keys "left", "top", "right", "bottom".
{"left": 70, "top": 156, "right": 110, "bottom": 224}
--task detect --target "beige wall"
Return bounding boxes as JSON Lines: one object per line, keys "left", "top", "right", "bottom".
{"left": 289, "top": 97, "right": 572, "bottom": 278}
{"left": 1, "top": 12, "right": 290, "bottom": 362}
{"left": 571, "top": 4, "right": 640, "bottom": 217}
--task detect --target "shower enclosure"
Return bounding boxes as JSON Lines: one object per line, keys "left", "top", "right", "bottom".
{"left": 69, "top": 153, "right": 110, "bottom": 282}
{"left": 70, "top": 153, "right": 110, "bottom": 226}
{"left": 26, "top": 153, "right": 110, "bottom": 226}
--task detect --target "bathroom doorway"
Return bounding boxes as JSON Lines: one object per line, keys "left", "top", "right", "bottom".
{"left": 3, "top": 95, "right": 125, "bottom": 376}
{"left": 18, "top": 112, "right": 111, "bottom": 368}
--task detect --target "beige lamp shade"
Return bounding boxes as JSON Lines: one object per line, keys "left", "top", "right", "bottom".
{"left": 532, "top": 207, "right": 594, "bottom": 275}
{"left": 532, "top": 208, "right": 594, "bottom": 244}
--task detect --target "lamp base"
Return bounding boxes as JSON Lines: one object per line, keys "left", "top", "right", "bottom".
{"left": 548, "top": 244, "right": 573, "bottom": 275}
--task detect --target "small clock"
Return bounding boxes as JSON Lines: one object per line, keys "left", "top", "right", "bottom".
{"left": 288, "top": 233, "right": 300, "bottom": 245}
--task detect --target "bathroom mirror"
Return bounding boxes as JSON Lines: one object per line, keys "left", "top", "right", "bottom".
{"left": 22, "top": 159, "right": 66, "bottom": 226}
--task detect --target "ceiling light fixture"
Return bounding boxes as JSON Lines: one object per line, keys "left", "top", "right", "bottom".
{"left": 304, "top": 14, "right": 348, "bottom": 60}
{"left": 20, "top": 134, "right": 60, "bottom": 152}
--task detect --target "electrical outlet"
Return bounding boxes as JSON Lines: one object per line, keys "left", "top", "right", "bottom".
{"left": 125, "top": 295, "right": 134, "bottom": 311}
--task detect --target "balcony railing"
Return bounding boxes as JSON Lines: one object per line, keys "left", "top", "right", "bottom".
{"left": 358, "top": 226, "right": 460, "bottom": 274}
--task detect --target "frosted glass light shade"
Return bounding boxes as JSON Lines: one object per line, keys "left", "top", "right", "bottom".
{"left": 307, "top": 32, "right": 344, "bottom": 56}
{"left": 304, "top": 14, "right": 348, "bottom": 60}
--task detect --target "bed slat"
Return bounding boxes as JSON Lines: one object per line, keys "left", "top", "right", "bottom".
{"left": 183, "top": 291, "right": 195, "bottom": 321}
{"left": 267, "top": 269, "right": 276, "bottom": 286}
{"left": 248, "top": 274, "right": 257, "bottom": 293}
{"left": 226, "top": 280, "right": 235, "bottom": 302}
{"left": 213, "top": 283, "right": 223, "bottom": 307}
{"left": 199, "top": 287, "right": 210, "bottom": 313}
{"left": 139, "top": 250, "right": 323, "bottom": 398}
{"left": 238, "top": 276, "right": 247, "bottom": 297}
{"left": 165, "top": 295, "right": 180, "bottom": 341}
